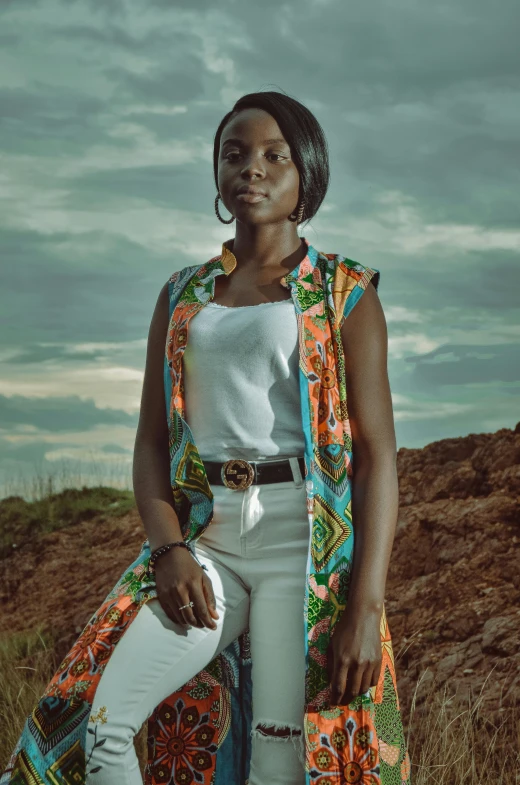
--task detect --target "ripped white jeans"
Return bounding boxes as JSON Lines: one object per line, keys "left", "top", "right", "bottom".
{"left": 85, "top": 457, "right": 309, "bottom": 785}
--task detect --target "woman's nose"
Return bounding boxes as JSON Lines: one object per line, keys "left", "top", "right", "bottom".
{"left": 240, "top": 154, "right": 266, "bottom": 177}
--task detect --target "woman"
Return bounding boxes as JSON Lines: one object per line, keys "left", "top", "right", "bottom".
{"left": 1, "top": 91, "right": 412, "bottom": 785}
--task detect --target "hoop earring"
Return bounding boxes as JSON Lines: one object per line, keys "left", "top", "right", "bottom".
{"left": 215, "top": 192, "right": 235, "bottom": 224}
{"left": 289, "top": 199, "right": 306, "bottom": 224}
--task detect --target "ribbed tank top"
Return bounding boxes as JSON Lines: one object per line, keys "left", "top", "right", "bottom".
{"left": 183, "top": 299, "right": 305, "bottom": 462}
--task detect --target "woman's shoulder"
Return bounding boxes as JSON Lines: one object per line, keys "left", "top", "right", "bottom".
{"left": 165, "top": 262, "right": 209, "bottom": 303}
{"left": 322, "top": 249, "right": 379, "bottom": 274}
{"left": 316, "top": 250, "right": 381, "bottom": 329}
{"left": 318, "top": 249, "right": 381, "bottom": 291}
{"left": 166, "top": 249, "right": 224, "bottom": 287}
{"left": 166, "top": 262, "right": 205, "bottom": 287}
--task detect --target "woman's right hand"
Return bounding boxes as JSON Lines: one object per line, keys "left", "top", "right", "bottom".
{"left": 153, "top": 547, "right": 220, "bottom": 630}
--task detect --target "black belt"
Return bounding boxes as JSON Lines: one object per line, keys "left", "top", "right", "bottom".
{"left": 205, "top": 457, "right": 306, "bottom": 490}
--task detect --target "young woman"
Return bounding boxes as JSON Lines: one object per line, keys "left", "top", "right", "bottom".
{"left": 1, "top": 91, "right": 412, "bottom": 785}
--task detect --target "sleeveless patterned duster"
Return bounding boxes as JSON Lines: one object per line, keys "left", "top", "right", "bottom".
{"left": 1, "top": 237, "right": 412, "bottom": 785}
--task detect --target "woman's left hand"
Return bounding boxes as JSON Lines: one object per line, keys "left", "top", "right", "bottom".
{"left": 326, "top": 608, "right": 383, "bottom": 706}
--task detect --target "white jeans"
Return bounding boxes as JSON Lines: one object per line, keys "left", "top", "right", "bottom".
{"left": 85, "top": 460, "right": 309, "bottom": 785}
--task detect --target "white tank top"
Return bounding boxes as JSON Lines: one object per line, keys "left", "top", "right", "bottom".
{"left": 183, "top": 299, "right": 305, "bottom": 462}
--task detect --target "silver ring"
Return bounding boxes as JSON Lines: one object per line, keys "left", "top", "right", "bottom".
{"left": 178, "top": 601, "right": 195, "bottom": 610}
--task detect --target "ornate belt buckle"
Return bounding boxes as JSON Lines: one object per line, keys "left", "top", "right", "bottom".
{"left": 221, "top": 459, "right": 255, "bottom": 490}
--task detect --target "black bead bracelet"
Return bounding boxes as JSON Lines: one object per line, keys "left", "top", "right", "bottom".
{"left": 148, "top": 540, "right": 208, "bottom": 572}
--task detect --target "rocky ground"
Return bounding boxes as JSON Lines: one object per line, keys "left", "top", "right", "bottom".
{"left": 1, "top": 422, "right": 519, "bottom": 727}
{"left": 388, "top": 421, "right": 520, "bottom": 721}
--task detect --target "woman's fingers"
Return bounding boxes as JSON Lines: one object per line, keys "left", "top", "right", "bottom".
{"left": 176, "top": 581, "right": 217, "bottom": 630}
{"left": 331, "top": 660, "right": 349, "bottom": 704}
{"left": 177, "top": 591, "right": 199, "bottom": 627}
{"left": 190, "top": 581, "right": 217, "bottom": 629}
{"left": 202, "top": 575, "right": 220, "bottom": 621}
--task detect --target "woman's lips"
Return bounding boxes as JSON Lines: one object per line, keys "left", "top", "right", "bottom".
{"left": 236, "top": 193, "right": 267, "bottom": 203}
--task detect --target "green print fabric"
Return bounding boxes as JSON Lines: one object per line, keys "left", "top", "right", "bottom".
{"left": 1, "top": 237, "right": 412, "bottom": 785}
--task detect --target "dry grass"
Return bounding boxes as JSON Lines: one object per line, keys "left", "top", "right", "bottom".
{"left": 0, "top": 451, "right": 133, "bottom": 504}
{"left": 406, "top": 667, "right": 519, "bottom": 783}
{"left": 0, "top": 627, "right": 149, "bottom": 779}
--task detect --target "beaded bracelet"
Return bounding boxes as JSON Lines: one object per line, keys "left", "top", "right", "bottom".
{"left": 149, "top": 540, "right": 208, "bottom": 572}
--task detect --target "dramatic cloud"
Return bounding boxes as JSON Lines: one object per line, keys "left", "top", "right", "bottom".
{"left": 1, "top": 0, "right": 518, "bottom": 495}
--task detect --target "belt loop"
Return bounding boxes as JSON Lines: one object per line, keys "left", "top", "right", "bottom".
{"left": 289, "top": 456, "right": 304, "bottom": 487}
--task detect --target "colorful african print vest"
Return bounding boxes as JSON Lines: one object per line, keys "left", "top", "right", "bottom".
{"left": 0, "top": 237, "right": 412, "bottom": 785}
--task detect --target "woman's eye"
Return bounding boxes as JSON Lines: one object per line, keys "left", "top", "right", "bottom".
{"left": 224, "top": 153, "right": 284, "bottom": 162}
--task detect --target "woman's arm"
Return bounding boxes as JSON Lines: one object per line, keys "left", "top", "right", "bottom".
{"left": 339, "top": 279, "right": 398, "bottom": 619}
{"left": 132, "top": 281, "right": 185, "bottom": 552}
{"left": 327, "top": 279, "right": 398, "bottom": 705}
{"left": 132, "top": 281, "right": 220, "bottom": 631}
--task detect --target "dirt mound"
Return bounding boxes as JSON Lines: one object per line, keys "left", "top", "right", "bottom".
{"left": 388, "top": 421, "right": 520, "bottom": 714}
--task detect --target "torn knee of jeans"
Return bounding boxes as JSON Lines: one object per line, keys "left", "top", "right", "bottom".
{"left": 252, "top": 720, "right": 306, "bottom": 769}
{"left": 254, "top": 722, "right": 302, "bottom": 739}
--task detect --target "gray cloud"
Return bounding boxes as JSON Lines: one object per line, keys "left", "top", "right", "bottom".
{"left": 0, "top": 85, "right": 108, "bottom": 155}
{"left": 0, "top": 0, "right": 518, "bottom": 493}
{"left": 103, "top": 63, "right": 204, "bottom": 105}
{"left": 100, "top": 443, "right": 132, "bottom": 454}
{"left": 66, "top": 165, "right": 212, "bottom": 211}
{"left": 0, "top": 437, "right": 57, "bottom": 465}
{"left": 0, "top": 394, "right": 137, "bottom": 432}
{"left": 0, "top": 227, "right": 179, "bottom": 347}
{"left": 405, "top": 343, "right": 520, "bottom": 388}
{"left": 378, "top": 247, "right": 520, "bottom": 312}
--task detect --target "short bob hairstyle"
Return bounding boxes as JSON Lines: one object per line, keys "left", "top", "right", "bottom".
{"left": 213, "top": 90, "right": 330, "bottom": 226}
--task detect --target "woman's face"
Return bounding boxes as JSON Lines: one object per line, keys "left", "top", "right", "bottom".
{"left": 217, "top": 108, "right": 301, "bottom": 226}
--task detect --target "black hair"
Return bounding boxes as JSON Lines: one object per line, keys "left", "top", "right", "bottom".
{"left": 213, "top": 90, "right": 330, "bottom": 225}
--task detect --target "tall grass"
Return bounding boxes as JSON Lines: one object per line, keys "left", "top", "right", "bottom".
{"left": 405, "top": 667, "right": 519, "bottom": 782}
{"left": 0, "top": 451, "right": 133, "bottom": 503}
{"left": 0, "top": 627, "right": 148, "bottom": 777}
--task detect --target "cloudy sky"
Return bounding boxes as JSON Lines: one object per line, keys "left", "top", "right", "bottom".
{"left": 1, "top": 0, "right": 519, "bottom": 498}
